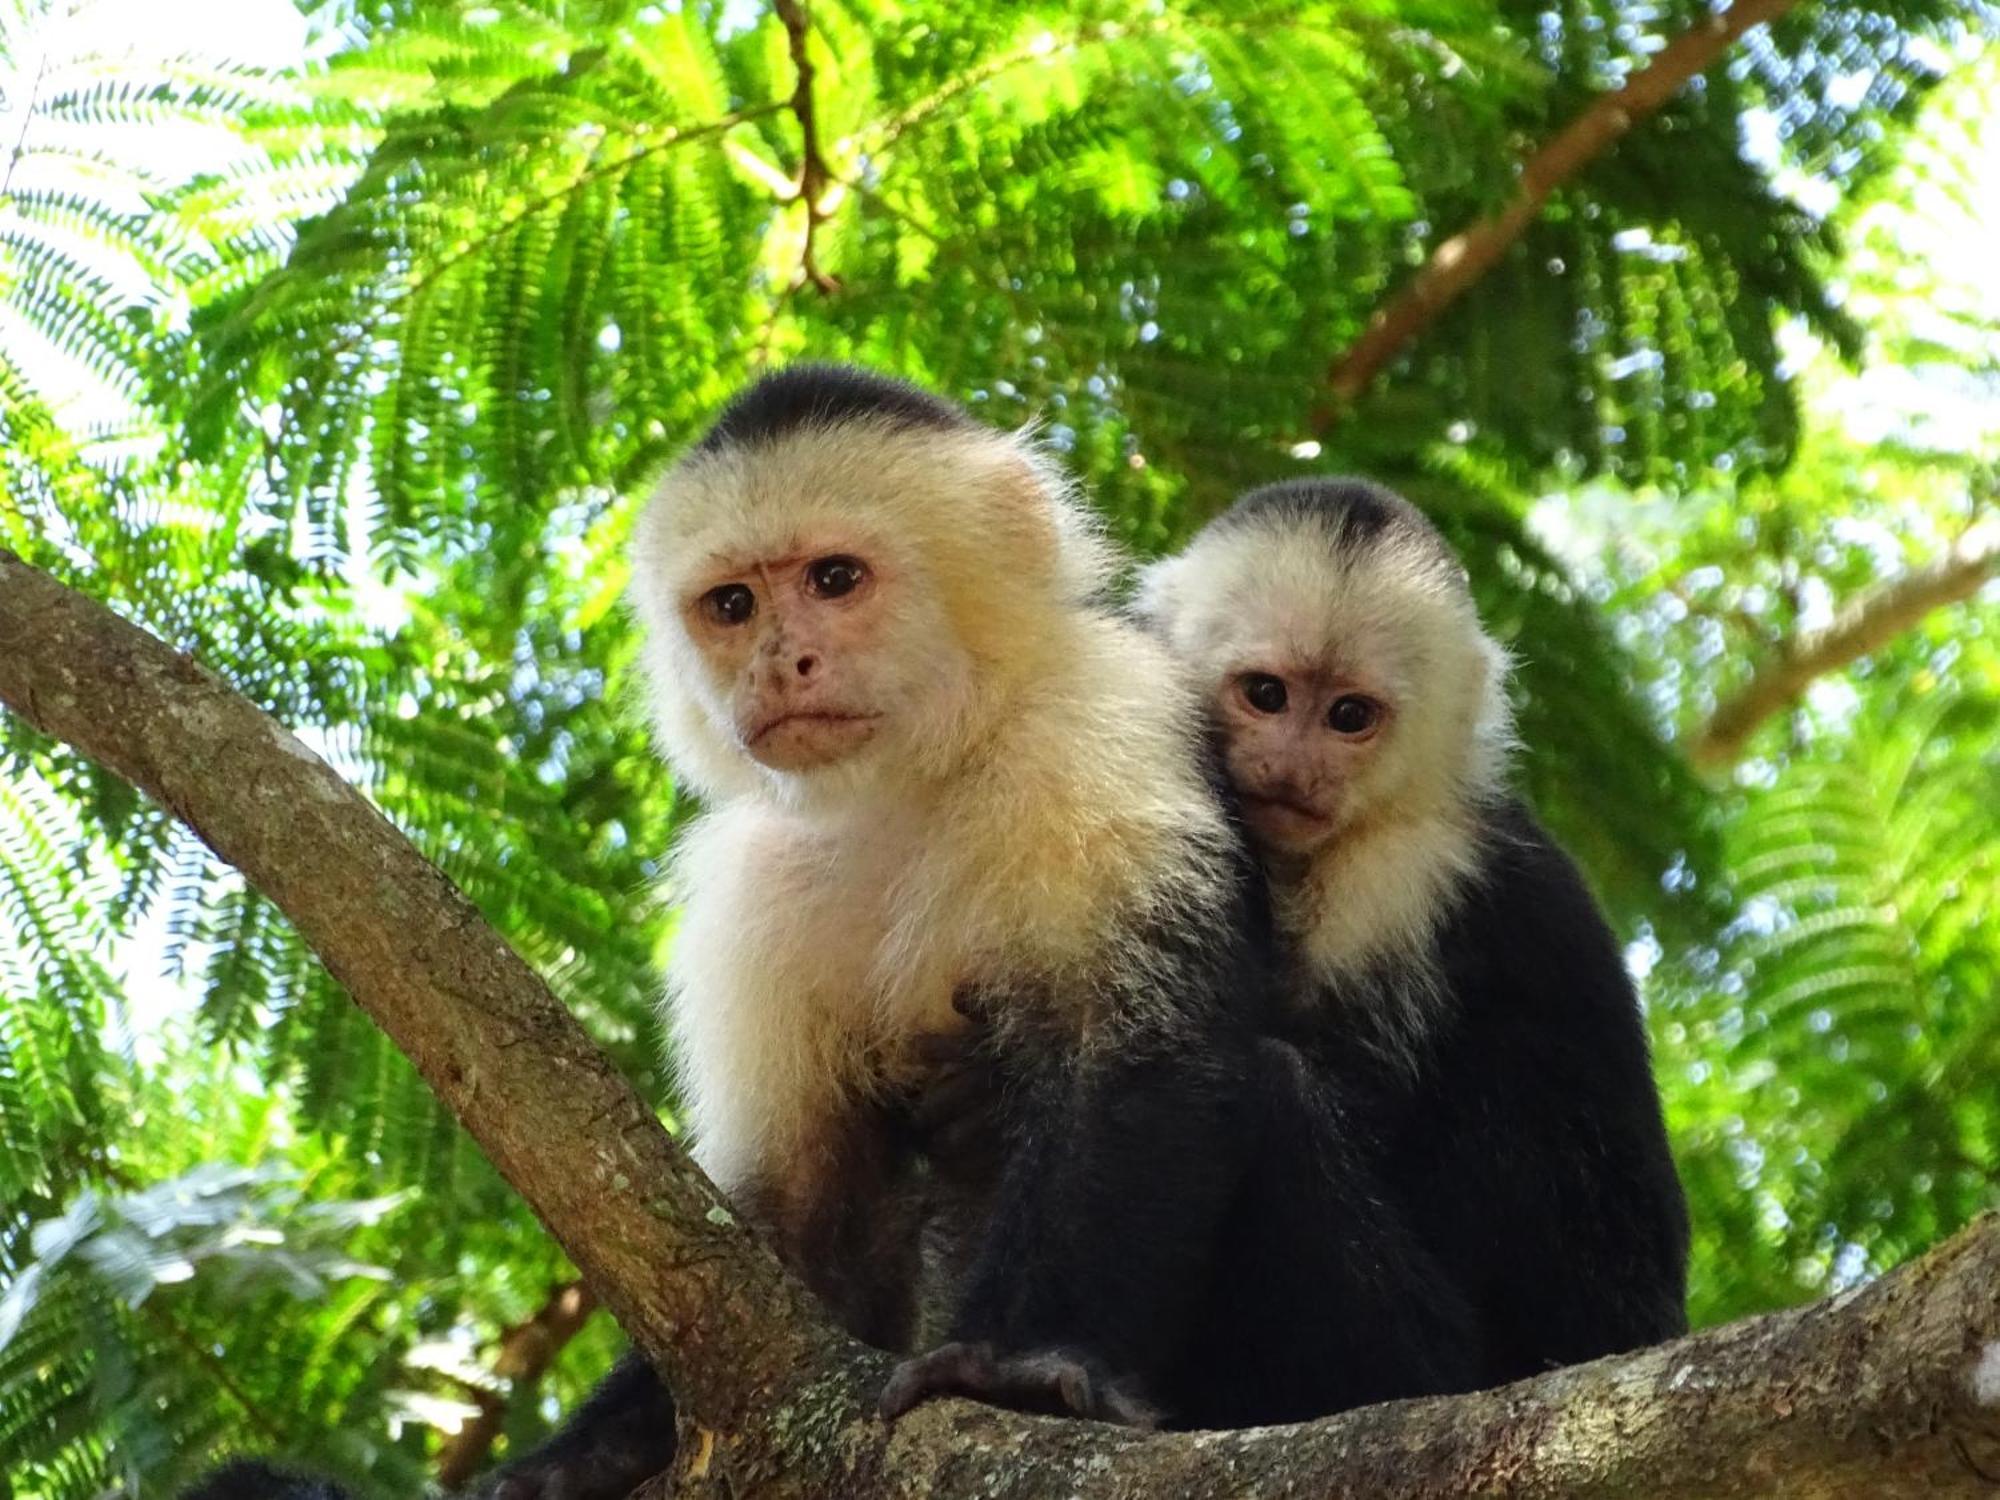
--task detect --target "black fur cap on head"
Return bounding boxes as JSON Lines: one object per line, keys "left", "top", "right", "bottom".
{"left": 692, "top": 363, "right": 975, "bottom": 456}
{"left": 1216, "top": 476, "right": 1462, "bottom": 578}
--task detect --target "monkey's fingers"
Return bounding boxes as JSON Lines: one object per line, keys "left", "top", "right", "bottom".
{"left": 905, "top": 1056, "right": 992, "bottom": 1134}
{"left": 878, "top": 1343, "right": 1160, "bottom": 1429}
{"left": 878, "top": 1340, "right": 993, "bottom": 1419}
{"left": 948, "top": 982, "right": 1002, "bottom": 1024}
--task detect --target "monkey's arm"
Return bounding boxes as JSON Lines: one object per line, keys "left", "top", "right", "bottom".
{"left": 883, "top": 1009, "right": 1255, "bottom": 1425}
{"left": 1423, "top": 811, "right": 1691, "bottom": 1374}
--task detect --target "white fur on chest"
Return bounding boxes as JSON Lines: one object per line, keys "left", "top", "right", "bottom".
{"left": 662, "top": 802, "right": 964, "bottom": 1193}
{"left": 1280, "top": 807, "right": 1486, "bottom": 1068}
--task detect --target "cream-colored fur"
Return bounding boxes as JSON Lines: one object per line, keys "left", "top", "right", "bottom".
{"left": 633, "top": 418, "right": 1229, "bottom": 1199}
{"left": 1138, "top": 501, "right": 1514, "bottom": 1048}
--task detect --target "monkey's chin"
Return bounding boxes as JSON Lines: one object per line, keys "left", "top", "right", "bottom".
{"left": 1240, "top": 795, "right": 1337, "bottom": 854}
{"left": 746, "top": 713, "right": 883, "bottom": 772}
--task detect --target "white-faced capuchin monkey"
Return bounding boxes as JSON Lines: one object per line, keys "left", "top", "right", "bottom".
{"left": 1134, "top": 476, "right": 1690, "bottom": 1421}
{"left": 401, "top": 364, "right": 1305, "bottom": 1500}
{"left": 629, "top": 364, "right": 1285, "bottom": 1410}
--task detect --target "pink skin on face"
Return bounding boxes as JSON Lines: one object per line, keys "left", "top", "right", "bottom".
{"left": 1212, "top": 662, "right": 1391, "bottom": 854}
{"left": 685, "top": 545, "right": 889, "bottom": 772}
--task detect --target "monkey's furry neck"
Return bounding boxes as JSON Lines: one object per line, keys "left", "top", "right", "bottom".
{"left": 1271, "top": 791, "right": 1494, "bottom": 1072}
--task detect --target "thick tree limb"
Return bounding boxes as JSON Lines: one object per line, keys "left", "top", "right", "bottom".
{"left": 1688, "top": 518, "right": 2000, "bottom": 769}
{"left": 0, "top": 549, "right": 854, "bottom": 1446}
{"left": 1315, "top": 0, "right": 1798, "bottom": 425}
{"left": 5, "top": 547, "right": 1999, "bottom": 1499}
{"left": 835, "top": 1220, "right": 2000, "bottom": 1500}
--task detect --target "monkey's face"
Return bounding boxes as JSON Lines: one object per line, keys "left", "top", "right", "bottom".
{"left": 1146, "top": 527, "right": 1499, "bottom": 859}
{"left": 1140, "top": 484, "right": 1513, "bottom": 867}
{"left": 679, "top": 530, "right": 976, "bottom": 785}
{"left": 634, "top": 406, "right": 1106, "bottom": 804}
{"left": 686, "top": 543, "right": 887, "bottom": 773}
{"left": 1212, "top": 654, "right": 1391, "bottom": 855}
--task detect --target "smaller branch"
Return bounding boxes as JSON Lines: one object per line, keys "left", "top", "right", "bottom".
{"left": 0, "top": 49, "right": 51, "bottom": 202}
{"left": 774, "top": 0, "right": 840, "bottom": 294}
{"left": 436, "top": 1282, "right": 599, "bottom": 1488}
{"left": 1688, "top": 517, "right": 2000, "bottom": 768}
{"left": 1314, "top": 0, "right": 1798, "bottom": 426}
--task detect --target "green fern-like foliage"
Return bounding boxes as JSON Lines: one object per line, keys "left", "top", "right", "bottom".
{"left": 1660, "top": 669, "right": 2000, "bottom": 1323}
{"left": 193, "top": 0, "right": 1963, "bottom": 540}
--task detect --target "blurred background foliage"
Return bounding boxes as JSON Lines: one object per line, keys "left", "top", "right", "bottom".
{"left": 0, "top": 0, "right": 1996, "bottom": 1492}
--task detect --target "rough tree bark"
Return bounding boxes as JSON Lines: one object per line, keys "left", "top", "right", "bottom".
{"left": 1314, "top": 0, "right": 1799, "bottom": 426}
{"left": 1687, "top": 516, "right": 2000, "bottom": 769}
{"left": 3, "top": 547, "right": 1998, "bottom": 1499}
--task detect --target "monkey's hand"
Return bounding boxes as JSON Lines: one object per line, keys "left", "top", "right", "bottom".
{"left": 901, "top": 987, "right": 1008, "bottom": 1186}
{"left": 877, "top": 1342, "right": 1161, "bottom": 1428}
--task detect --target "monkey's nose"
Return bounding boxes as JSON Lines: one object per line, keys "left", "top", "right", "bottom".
{"left": 794, "top": 653, "right": 819, "bottom": 679}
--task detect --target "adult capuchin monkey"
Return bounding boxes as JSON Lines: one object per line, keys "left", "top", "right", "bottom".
{"left": 634, "top": 364, "right": 1282, "bottom": 1408}
{"left": 1133, "top": 476, "right": 1691, "bottom": 1398}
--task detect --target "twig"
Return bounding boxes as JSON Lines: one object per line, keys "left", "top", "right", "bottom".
{"left": 1, "top": 49, "right": 51, "bottom": 201}
{"left": 1314, "top": 0, "right": 1799, "bottom": 428}
{"left": 774, "top": 0, "right": 840, "bottom": 293}
{"left": 436, "top": 1282, "right": 599, "bottom": 1487}
{"left": 1687, "top": 515, "right": 2000, "bottom": 768}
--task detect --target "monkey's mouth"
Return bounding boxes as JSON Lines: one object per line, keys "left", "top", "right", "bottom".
{"left": 1239, "top": 790, "right": 1333, "bottom": 830}
{"left": 746, "top": 710, "right": 882, "bottom": 748}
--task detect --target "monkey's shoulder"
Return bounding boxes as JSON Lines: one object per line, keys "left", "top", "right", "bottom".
{"left": 1423, "top": 799, "right": 1650, "bottom": 1058}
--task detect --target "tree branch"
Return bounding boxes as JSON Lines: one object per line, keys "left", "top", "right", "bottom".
{"left": 1314, "top": 0, "right": 1798, "bottom": 426}
{"left": 775, "top": 0, "right": 840, "bottom": 293}
{"left": 435, "top": 1282, "right": 599, "bottom": 1488}
{"left": 0, "top": 549, "right": 852, "bottom": 1447}
{"left": 1688, "top": 517, "right": 2000, "bottom": 768}
{"left": 5, "top": 548, "right": 1998, "bottom": 1498}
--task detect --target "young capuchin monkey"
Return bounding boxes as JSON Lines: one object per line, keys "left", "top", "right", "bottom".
{"left": 1135, "top": 476, "right": 1691, "bottom": 1403}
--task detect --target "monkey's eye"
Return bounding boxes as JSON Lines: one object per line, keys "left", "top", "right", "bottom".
{"left": 1240, "top": 674, "right": 1289, "bottom": 715}
{"left": 806, "top": 555, "right": 867, "bottom": 599}
{"left": 701, "top": 582, "right": 756, "bottom": 626}
{"left": 1327, "top": 695, "right": 1382, "bottom": 736}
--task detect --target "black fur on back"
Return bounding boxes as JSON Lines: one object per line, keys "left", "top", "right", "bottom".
{"left": 1218, "top": 476, "right": 1460, "bottom": 576}
{"left": 1164, "top": 797, "right": 1689, "bottom": 1428}
{"left": 693, "top": 363, "right": 974, "bottom": 456}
